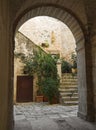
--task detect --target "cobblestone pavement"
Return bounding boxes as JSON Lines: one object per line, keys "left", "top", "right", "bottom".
{"left": 14, "top": 103, "right": 96, "bottom": 130}
{"left": 14, "top": 103, "right": 78, "bottom": 121}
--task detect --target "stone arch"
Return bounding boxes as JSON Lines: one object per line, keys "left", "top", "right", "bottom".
{"left": 12, "top": 5, "right": 94, "bottom": 123}
{"left": 15, "top": 6, "right": 85, "bottom": 45}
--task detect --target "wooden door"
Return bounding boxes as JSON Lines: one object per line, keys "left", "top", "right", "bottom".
{"left": 16, "top": 76, "right": 33, "bottom": 102}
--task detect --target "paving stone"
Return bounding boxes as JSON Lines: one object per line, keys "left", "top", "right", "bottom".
{"left": 30, "top": 118, "right": 59, "bottom": 130}
{"left": 14, "top": 115, "right": 26, "bottom": 121}
{"left": 14, "top": 119, "right": 32, "bottom": 130}
{"left": 14, "top": 103, "right": 96, "bottom": 130}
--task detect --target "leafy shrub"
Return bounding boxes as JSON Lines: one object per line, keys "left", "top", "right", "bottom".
{"left": 41, "top": 77, "right": 59, "bottom": 103}
{"left": 71, "top": 53, "right": 77, "bottom": 69}
{"left": 23, "top": 48, "right": 60, "bottom": 102}
{"left": 61, "top": 60, "right": 72, "bottom": 73}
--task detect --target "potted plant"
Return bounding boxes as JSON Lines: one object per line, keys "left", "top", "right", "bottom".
{"left": 41, "top": 77, "right": 59, "bottom": 104}
{"left": 38, "top": 53, "right": 60, "bottom": 104}
{"left": 23, "top": 48, "right": 60, "bottom": 104}
{"left": 36, "top": 89, "right": 44, "bottom": 102}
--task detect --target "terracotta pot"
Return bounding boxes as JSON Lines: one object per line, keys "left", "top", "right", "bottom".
{"left": 36, "top": 95, "right": 43, "bottom": 102}
{"left": 43, "top": 96, "right": 48, "bottom": 102}
{"left": 49, "top": 97, "right": 59, "bottom": 104}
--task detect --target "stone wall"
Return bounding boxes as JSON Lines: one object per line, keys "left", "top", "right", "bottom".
{"left": 0, "top": 0, "right": 13, "bottom": 130}
{"left": 19, "top": 16, "right": 76, "bottom": 60}
{"left": 14, "top": 57, "right": 25, "bottom": 103}
{"left": 91, "top": 22, "right": 96, "bottom": 121}
{"left": 14, "top": 32, "right": 40, "bottom": 103}
{"left": 14, "top": 31, "right": 63, "bottom": 103}
{"left": 11, "top": 0, "right": 96, "bottom": 125}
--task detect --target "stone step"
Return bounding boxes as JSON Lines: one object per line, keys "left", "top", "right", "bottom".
{"left": 62, "top": 79, "right": 78, "bottom": 82}
{"left": 60, "top": 74, "right": 78, "bottom": 106}
{"left": 62, "top": 101, "right": 78, "bottom": 106}
{"left": 60, "top": 86, "right": 78, "bottom": 89}
{"left": 61, "top": 79, "right": 78, "bottom": 83}
{"left": 60, "top": 91, "right": 78, "bottom": 97}
{"left": 62, "top": 75, "right": 77, "bottom": 79}
{"left": 59, "top": 88, "right": 78, "bottom": 92}
{"left": 60, "top": 92, "right": 78, "bottom": 97}
{"left": 62, "top": 75, "right": 77, "bottom": 78}
{"left": 61, "top": 82, "right": 77, "bottom": 85}
{"left": 62, "top": 78, "right": 77, "bottom": 81}
{"left": 62, "top": 96, "right": 78, "bottom": 101}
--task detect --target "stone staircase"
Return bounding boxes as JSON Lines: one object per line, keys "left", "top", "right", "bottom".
{"left": 59, "top": 73, "right": 78, "bottom": 106}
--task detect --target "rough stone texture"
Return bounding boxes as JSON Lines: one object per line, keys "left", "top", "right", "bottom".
{"left": 11, "top": 4, "right": 87, "bottom": 125}
{"left": 0, "top": 1, "right": 13, "bottom": 130}
{"left": 59, "top": 74, "right": 78, "bottom": 106}
{"left": 14, "top": 119, "right": 32, "bottom": 130}
{"left": 14, "top": 31, "right": 62, "bottom": 103}
{"left": 77, "top": 45, "right": 87, "bottom": 119}
{"left": 10, "top": 0, "right": 87, "bottom": 27}
{"left": 19, "top": 16, "right": 76, "bottom": 60}
{"left": 15, "top": 6, "right": 84, "bottom": 44}
{"left": 91, "top": 24, "right": 96, "bottom": 121}
{"left": 14, "top": 103, "right": 78, "bottom": 120}
{"left": 14, "top": 103, "right": 96, "bottom": 130}
{"left": 14, "top": 32, "right": 40, "bottom": 103}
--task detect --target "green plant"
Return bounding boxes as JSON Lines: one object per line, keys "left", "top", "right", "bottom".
{"left": 41, "top": 77, "right": 59, "bottom": 103}
{"left": 23, "top": 55, "right": 36, "bottom": 75}
{"left": 36, "top": 52, "right": 60, "bottom": 103}
{"left": 35, "top": 50, "right": 60, "bottom": 102}
{"left": 61, "top": 59, "right": 72, "bottom": 73}
{"left": 71, "top": 53, "right": 77, "bottom": 69}
{"left": 23, "top": 48, "right": 60, "bottom": 101}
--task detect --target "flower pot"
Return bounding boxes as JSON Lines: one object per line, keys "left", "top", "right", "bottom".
{"left": 49, "top": 97, "right": 59, "bottom": 104}
{"left": 43, "top": 96, "right": 48, "bottom": 102}
{"left": 36, "top": 95, "right": 43, "bottom": 102}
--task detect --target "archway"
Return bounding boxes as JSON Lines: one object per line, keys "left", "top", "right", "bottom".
{"left": 13, "top": 5, "right": 86, "bottom": 118}
{"left": 11, "top": 5, "right": 94, "bottom": 130}
{"left": 1, "top": 1, "right": 96, "bottom": 130}
{"left": 14, "top": 15, "right": 77, "bottom": 104}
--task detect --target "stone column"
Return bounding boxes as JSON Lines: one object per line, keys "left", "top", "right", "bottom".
{"left": 84, "top": 25, "right": 95, "bottom": 121}
{"left": 91, "top": 23, "right": 96, "bottom": 121}
{"left": 77, "top": 25, "right": 95, "bottom": 121}
{"left": 57, "top": 59, "right": 62, "bottom": 80}
{"left": 76, "top": 39, "right": 88, "bottom": 120}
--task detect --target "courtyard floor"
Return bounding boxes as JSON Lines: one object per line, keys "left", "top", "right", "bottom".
{"left": 14, "top": 103, "right": 96, "bottom": 130}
